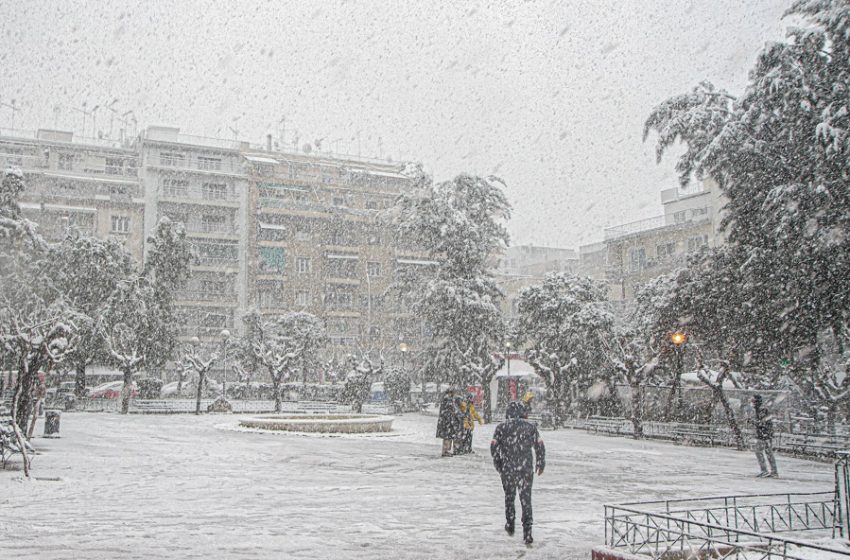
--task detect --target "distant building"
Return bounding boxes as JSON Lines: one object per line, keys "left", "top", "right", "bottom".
{"left": 0, "top": 129, "right": 146, "bottom": 261}
{"left": 494, "top": 244, "right": 580, "bottom": 320}
{"left": 0, "top": 125, "right": 429, "bottom": 376}
{"left": 603, "top": 178, "right": 725, "bottom": 302}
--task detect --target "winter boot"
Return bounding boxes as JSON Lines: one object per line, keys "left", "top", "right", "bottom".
{"left": 523, "top": 527, "right": 533, "bottom": 545}
{"left": 505, "top": 521, "right": 515, "bottom": 536}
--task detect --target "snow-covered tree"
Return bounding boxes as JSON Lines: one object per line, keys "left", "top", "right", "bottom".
{"left": 180, "top": 339, "right": 218, "bottom": 415}
{"left": 339, "top": 353, "right": 383, "bottom": 413}
{"left": 516, "top": 273, "right": 614, "bottom": 425}
{"left": 604, "top": 327, "right": 659, "bottom": 438}
{"left": 46, "top": 232, "right": 135, "bottom": 397}
{"left": 383, "top": 367, "right": 411, "bottom": 405}
{"left": 240, "top": 310, "right": 326, "bottom": 412}
{"left": 644, "top": 0, "right": 850, "bottom": 423}
{"left": 100, "top": 218, "right": 192, "bottom": 413}
{"left": 394, "top": 173, "right": 510, "bottom": 396}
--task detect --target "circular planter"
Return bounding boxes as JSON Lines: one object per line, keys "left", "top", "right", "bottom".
{"left": 239, "top": 414, "right": 394, "bottom": 434}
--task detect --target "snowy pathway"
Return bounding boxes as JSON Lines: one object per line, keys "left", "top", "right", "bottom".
{"left": 0, "top": 413, "right": 834, "bottom": 559}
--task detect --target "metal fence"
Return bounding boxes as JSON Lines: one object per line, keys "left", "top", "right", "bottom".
{"left": 74, "top": 398, "right": 353, "bottom": 415}
{"left": 604, "top": 492, "right": 849, "bottom": 560}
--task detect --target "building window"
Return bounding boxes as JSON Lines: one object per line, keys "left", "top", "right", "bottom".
{"left": 629, "top": 248, "right": 646, "bottom": 272}
{"left": 295, "top": 290, "right": 312, "bottom": 306}
{"left": 196, "top": 242, "right": 238, "bottom": 264}
{"left": 111, "top": 215, "right": 130, "bottom": 233}
{"left": 692, "top": 207, "right": 708, "bottom": 218}
{"left": 367, "top": 261, "right": 382, "bottom": 277}
{"left": 202, "top": 182, "right": 228, "bottom": 200}
{"left": 201, "top": 214, "right": 227, "bottom": 233}
{"left": 297, "top": 257, "right": 311, "bottom": 274}
{"left": 656, "top": 242, "right": 676, "bottom": 259}
{"left": 326, "top": 257, "right": 358, "bottom": 278}
{"left": 160, "top": 152, "right": 185, "bottom": 167}
{"left": 365, "top": 199, "right": 380, "bottom": 210}
{"left": 687, "top": 235, "right": 708, "bottom": 252}
{"left": 369, "top": 326, "right": 382, "bottom": 337}
{"left": 163, "top": 178, "right": 190, "bottom": 198}
{"left": 333, "top": 197, "right": 345, "bottom": 206}
{"left": 197, "top": 156, "right": 222, "bottom": 171}
{"left": 673, "top": 211, "right": 687, "bottom": 224}
{"left": 258, "top": 247, "right": 286, "bottom": 273}
{"left": 105, "top": 158, "right": 123, "bottom": 175}
{"left": 58, "top": 153, "right": 74, "bottom": 171}
{"left": 201, "top": 280, "right": 226, "bottom": 295}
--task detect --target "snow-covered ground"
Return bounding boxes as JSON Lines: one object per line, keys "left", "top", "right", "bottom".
{"left": 0, "top": 413, "right": 834, "bottom": 560}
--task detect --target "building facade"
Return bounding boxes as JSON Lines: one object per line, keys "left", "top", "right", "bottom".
{"left": 0, "top": 126, "right": 429, "bottom": 375}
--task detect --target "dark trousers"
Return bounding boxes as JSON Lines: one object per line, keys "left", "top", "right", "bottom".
{"left": 501, "top": 474, "right": 533, "bottom": 530}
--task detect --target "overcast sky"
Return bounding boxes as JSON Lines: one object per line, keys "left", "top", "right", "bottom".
{"left": 1, "top": 0, "right": 790, "bottom": 248}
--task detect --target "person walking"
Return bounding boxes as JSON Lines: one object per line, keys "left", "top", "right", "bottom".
{"left": 751, "top": 394, "right": 778, "bottom": 478}
{"left": 457, "top": 394, "right": 484, "bottom": 454}
{"left": 436, "top": 389, "right": 460, "bottom": 457}
{"left": 491, "top": 401, "right": 546, "bottom": 545}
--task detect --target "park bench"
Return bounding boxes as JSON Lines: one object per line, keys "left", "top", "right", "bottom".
{"left": 671, "top": 423, "right": 730, "bottom": 447}
{"left": 584, "top": 416, "right": 629, "bottom": 436}
{"left": 0, "top": 419, "right": 34, "bottom": 469}
{"left": 776, "top": 432, "right": 850, "bottom": 458}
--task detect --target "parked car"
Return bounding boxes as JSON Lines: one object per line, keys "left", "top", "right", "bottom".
{"left": 87, "top": 381, "right": 138, "bottom": 399}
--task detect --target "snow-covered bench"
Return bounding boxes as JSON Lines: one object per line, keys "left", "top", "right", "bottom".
{"left": 584, "top": 416, "right": 629, "bottom": 436}
{"left": 0, "top": 419, "right": 34, "bottom": 469}
{"left": 776, "top": 433, "right": 850, "bottom": 458}
{"left": 671, "top": 423, "right": 730, "bottom": 447}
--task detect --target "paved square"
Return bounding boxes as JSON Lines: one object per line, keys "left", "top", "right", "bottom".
{"left": 0, "top": 413, "right": 833, "bottom": 559}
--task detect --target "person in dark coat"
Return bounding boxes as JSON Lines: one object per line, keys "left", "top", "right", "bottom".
{"left": 436, "top": 390, "right": 460, "bottom": 457}
{"left": 751, "top": 394, "right": 778, "bottom": 478}
{"left": 491, "top": 401, "right": 546, "bottom": 545}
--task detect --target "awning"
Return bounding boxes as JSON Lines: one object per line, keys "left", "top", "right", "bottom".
{"left": 396, "top": 258, "right": 439, "bottom": 266}
{"left": 244, "top": 155, "right": 279, "bottom": 164}
{"left": 258, "top": 222, "right": 287, "bottom": 231}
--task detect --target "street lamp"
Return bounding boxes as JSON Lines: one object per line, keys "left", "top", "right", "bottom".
{"left": 220, "top": 329, "right": 231, "bottom": 401}
{"left": 668, "top": 331, "right": 688, "bottom": 421}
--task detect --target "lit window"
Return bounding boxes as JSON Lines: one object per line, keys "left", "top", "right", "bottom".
{"left": 367, "top": 261, "right": 382, "bottom": 277}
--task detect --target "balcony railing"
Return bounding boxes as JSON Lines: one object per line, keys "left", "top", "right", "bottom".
{"left": 195, "top": 256, "right": 239, "bottom": 267}
{"left": 176, "top": 291, "right": 237, "bottom": 303}
{"left": 161, "top": 186, "right": 239, "bottom": 202}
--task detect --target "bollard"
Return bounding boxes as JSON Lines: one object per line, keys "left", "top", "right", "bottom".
{"left": 44, "top": 410, "right": 61, "bottom": 438}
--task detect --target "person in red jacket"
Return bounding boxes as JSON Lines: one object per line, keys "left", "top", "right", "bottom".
{"left": 490, "top": 401, "right": 546, "bottom": 545}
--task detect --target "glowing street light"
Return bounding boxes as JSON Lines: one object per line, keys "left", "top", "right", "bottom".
{"left": 670, "top": 331, "right": 688, "bottom": 347}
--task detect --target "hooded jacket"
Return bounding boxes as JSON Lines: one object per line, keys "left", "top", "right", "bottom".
{"left": 491, "top": 402, "right": 545, "bottom": 477}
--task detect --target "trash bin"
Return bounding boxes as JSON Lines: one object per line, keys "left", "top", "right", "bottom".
{"left": 44, "top": 410, "right": 61, "bottom": 438}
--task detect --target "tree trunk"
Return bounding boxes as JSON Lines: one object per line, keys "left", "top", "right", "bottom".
{"left": 827, "top": 403, "right": 837, "bottom": 436}
{"left": 629, "top": 379, "right": 643, "bottom": 439}
{"left": 716, "top": 386, "right": 745, "bottom": 450}
{"left": 9, "top": 384, "right": 30, "bottom": 477}
{"left": 195, "top": 372, "right": 206, "bottom": 415}
{"left": 273, "top": 376, "right": 282, "bottom": 412}
{"left": 74, "top": 363, "right": 87, "bottom": 398}
{"left": 13, "top": 356, "right": 39, "bottom": 432}
{"left": 120, "top": 369, "right": 134, "bottom": 414}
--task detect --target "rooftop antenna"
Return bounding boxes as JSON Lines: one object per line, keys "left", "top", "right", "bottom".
{"left": 0, "top": 98, "right": 21, "bottom": 131}
{"left": 278, "top": 116, "right": 286, "bottom": 151}
{"left": 377, "top": 136, "right": 383, "bottom": 159}
{"left": 292, "top": 129, "right": 299, "bottom": 151}
{"left": 72, "top": 102, "right": 100, "bottom": 139}
{"left": 52, "top": 105, "right": 61, "bottom": 128}
{"left": 104, "top": 98, "right": 119, "bottom": 138}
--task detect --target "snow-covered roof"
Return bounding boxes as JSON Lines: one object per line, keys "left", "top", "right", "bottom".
{"left": 245, "top": 155, "right": 279, "bottom": 164}
{"left": 396, "top": 258, "right": 439, "bottom": 266}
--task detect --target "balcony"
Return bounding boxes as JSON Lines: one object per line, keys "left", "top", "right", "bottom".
{"left": 160, "top": 186, "right": 239, "bottom": 204}
{"left": 176, "top": 290, "right": 238, "bottom": 304}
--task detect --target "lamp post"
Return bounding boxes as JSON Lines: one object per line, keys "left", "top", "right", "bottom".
{"left": 668, "top": 331, "right": 688, "bottom": 421}
{"left": 220, "top": 329, "right": 231, "bottom": 402}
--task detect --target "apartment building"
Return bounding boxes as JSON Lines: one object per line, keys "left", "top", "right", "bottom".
{"left": 138, "top": 126, "right": 251, "bottom": 341}
{"left": 244, "top": 149, "right": 432, "bottom": 362}
{"left": 604, "top": 179, "right": 725, "bottom": 302}
{"left": 1, "top": 125, "right": 430, "bottom": 371}
{"left": 0, "top": 129, "right": 145, "bottom": 261}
